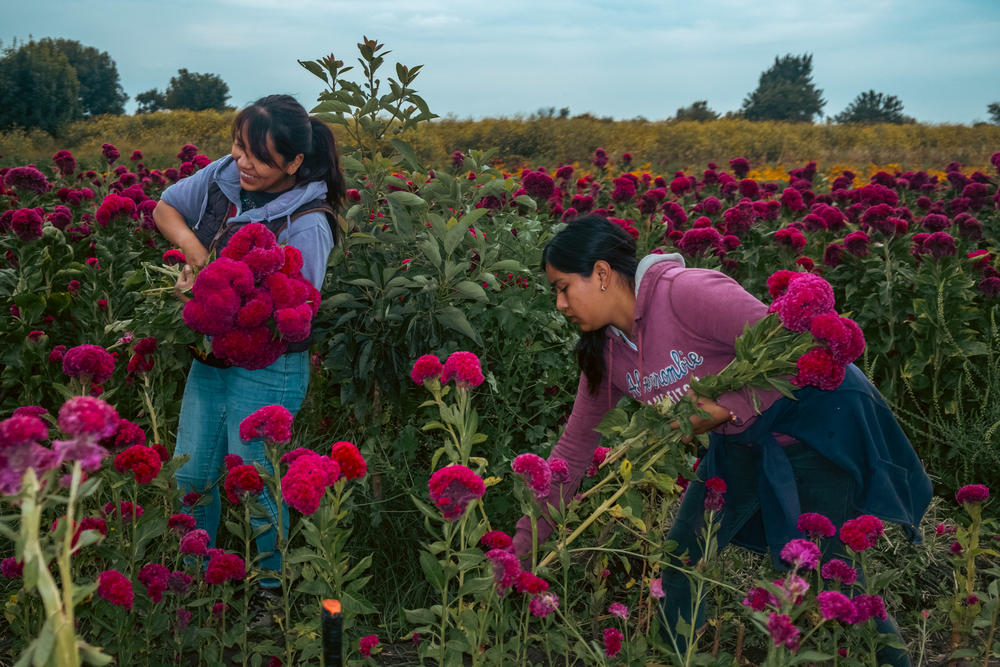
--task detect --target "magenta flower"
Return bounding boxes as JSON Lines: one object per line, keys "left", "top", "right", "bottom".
{"left": 163, "top": 249, "right": 187, "bottom": 266}
{"left": 441, "top": 351, "right": 485, "bottom": 388}
{"left": 809, "top": 313, "right": 866, "bottom": 365}
{"left": 586, "top": 446, "right": 610, "bottom": 477}
{"left": 817, "top": 590, "right": 857, "bottom": 624}
{"left": 766, "top": 612, "right": 800, "bottom": 650}
{"left": 522, "top": 171, "right": 555, "bottom": 200}
{"left": 0, "top": 414, "right": 57, "bottom": 494}
{"left": 512, "top": 453, "right": 552, "bottom": 499}
{"left": 239, "top": 405, "right": 293, "bottom": 444}
{"left": 479, "top": 530, "right": 513, "bottom": 550}
{"left": 791, "top": 347, "right": 846, "bottom": 391}
{"left": 770, "top": 274, "right": 836, "bottom": 333}
{"left": 282, "top": 455, "right": 329, "bottom": 514}
{"left": 205, "top": 550, "right": 245, "bottom": 585}
{"left": 515, "top": 571, "right": 549, "bottom": 594}
{"left": 742, "top": 586, "right": 778, "bottom": 611}
{"left": 840, "top": 515, "right": 884, "bottom": 552}
{"left": 608, "top": 602, "right": 629, "bottom": 619}
{"left": 4, "top": 166, "right": 51, "bottom": 195}
{"left": 98, "top": 570, "right": 133, "bottom": 610}
{"left": 529, "top": 591, "right": 559, "bottom": 618}
{"left": 485, "top": 548, "right": 520, "bottom": 593}
{"left": 179, "top": 529, "right": 210, "bottom": 556}
{"left": 168, "top": 571, "right": 193, "bottom": 596}
{"left": 796, "top": 512, "right": 836, "bottom": 539}
{"left": 224, "top": 464, "right": 264, "bottom": 503}
{"left": 168, "top": 513, "right": 197, "bottom": 536}
{"left": 602, "top": 627, "right": 623, "bottom": 657}
{"left": 10, "top": 208, "right": 44, "bottom": 242}
{"left": 704, "top": 476, "right": 727, "bottom": 511}
{"left": 649, "top": 577, "right": 664, "bottom": 599}
{"left": 410, "top": 354, "right": 444, "bottom": 386}
{"left": 852, "top": 594, "right": 888, "bottom": 623}
{"left": 52, "top": 150, "right": 77, "bottom": 176}
{"left": 1, "top": 557, "right": 24, "bottom": 578}
{"left": 428, "top": 464, "right": 485, "bottom": 520}
{"left": 113, "top": 445, "right": 162, "bottom": 484}
{"left": 956, "top": 484, "right": 989, "bottom": 506}
{"left": 359, "top": 634, "right": 380, "bottom": 658}
{"left": 779, "top": 539, "right": 821, "bottom": 570}
{"left": 138, "top": 563, "right": 171, "bottom": 602}
{"left": 62, "top": 344, "right": 115, "bottom": 384}
{"left": 549, "top": 457, "right": 570, "bottom": 484}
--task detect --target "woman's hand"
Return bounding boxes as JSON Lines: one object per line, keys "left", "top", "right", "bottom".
{"left": 671, "top": 392, "right": 734, "bottom": 440}
{"left": 173, "top": 264, "right": 195, "bottom": 303}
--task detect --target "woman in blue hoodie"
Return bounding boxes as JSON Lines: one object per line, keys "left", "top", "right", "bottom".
{"left": 153, "top": 95, "right": 345, "bottom": 600}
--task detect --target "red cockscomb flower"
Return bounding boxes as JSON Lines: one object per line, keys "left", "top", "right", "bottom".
{"left": 62, "top": 344, "right": 115, "bottom": 384}
{"left": 442, "top": 351, "right": 485, "bottom": 388}
{"left": 428, "top": 464, "right": 485, "bottom": 521}
{"left": 512, "top": 453, "right": 552, "bottom": 499}
{"left": 410, "top": 354, "right": 444, "bottom": 386}
{"left": 113, "top": 445, "right": 162, "bottom": 484}
{"left": 839, "top": 515, "right": 884, "bottom": 552}
{"left": 97, "top": 569, "right": 134, "bottom": 609}
{"left": 239, "top": 405, "right": 294, "bottom": 444}
{"left": 224, "top": 464, "right": 264, "bottom": 503}
{"left": 330, "top": 441, "right": 366, "bottom": 480}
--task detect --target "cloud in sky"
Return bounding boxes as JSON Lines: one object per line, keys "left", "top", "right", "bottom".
{"left": 3, "top": 0, "right": 999, "bottom": 123}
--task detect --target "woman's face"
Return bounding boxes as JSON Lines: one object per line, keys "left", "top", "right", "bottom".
{"left": 545, "top": 263, "right": 609, "bottom": 331}
{"left": 231, "top": 127, "right": 302, "bottom": 193}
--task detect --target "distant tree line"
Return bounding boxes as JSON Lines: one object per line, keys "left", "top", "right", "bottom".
{"left": 0, "top": 38, "right": 231, "bottom": 134}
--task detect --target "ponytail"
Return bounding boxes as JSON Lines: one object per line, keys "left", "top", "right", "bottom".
{"left": 304, "top": 116, "right": 346, "bottom": 221}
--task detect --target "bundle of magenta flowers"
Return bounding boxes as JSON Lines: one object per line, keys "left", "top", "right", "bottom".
{"left": 181, "top": 223, "right": 320, "bottom": 369}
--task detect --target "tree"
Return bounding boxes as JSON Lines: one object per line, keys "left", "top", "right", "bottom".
{"left": 834, "top": 90, "right": 914, "bottom": 124}
{"left": 135, "top": 88, "right": 166, "bottom": 114}
{"left": 51, "top": 38, "right": 127, "bottom": 116}
{"left": 163, "top": 68, "right": 230, "bottom": 111}
{"left": 989, "top": 102, "right": 1000, "bottom": 124}
{"left": 0, "top": 39, "right": 80, "bottom": 133}
{"left": 674, "top": 100, "right": 719, "bottom": 121}
{"left": 740, "top": 53, "right": 825, "bottom": 122}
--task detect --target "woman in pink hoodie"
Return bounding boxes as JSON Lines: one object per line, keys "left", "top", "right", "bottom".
{"left": 514, "top": 215, "right": 928, "bottom": 666}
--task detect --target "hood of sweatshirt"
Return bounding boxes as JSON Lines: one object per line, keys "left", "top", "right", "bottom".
{"left": 213, "top": 155, "right": 328, "bottom": 222}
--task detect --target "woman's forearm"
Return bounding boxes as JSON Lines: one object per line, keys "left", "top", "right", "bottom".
{"left": 153, "top": 201, "right": 209, "bottom": 269}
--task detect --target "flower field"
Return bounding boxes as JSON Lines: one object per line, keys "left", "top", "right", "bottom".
{"left": 2, "top": 47, "right": 1000, "bottom": 667}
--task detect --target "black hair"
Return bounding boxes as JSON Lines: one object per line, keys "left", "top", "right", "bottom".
{"left": 541, "top": 215, "right": 638, "bottom": 395}
{"left": 232, "top": 95, "right": 346, "bottom": 239}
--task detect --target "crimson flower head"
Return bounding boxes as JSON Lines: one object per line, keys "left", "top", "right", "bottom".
{"left": 820, "top": 558, "right": 859, "bottom": 586}
{"left": 769, "top": 273, "right": 836, "bottom": 333}
{"left": 529, "top": 591, "right": 559, "bottom": 617}
{"left": 766, "top": 612, "right": 800, "bottom": 650}
{"left": 485, "top": 549, "right": 520, "bottom": 593}
{"left": 97, "top": 569, "right": 133, "bottom": 610}
{"left": 603, "top": 627, "right": 623, "bottom": 657}
{"left": 956, "top": 484, "right": 989, "bottom": 506}
{"left": 224, "top": 464, "right": 264, "bottom": 503}
{"left": 512, "top": 453, "right": 552, "bottom": 499}
{"left": 10, "top": 208, "right": 44, "bottom": 242}
{"left": 179, "top": 529, "right": 210, "bottom": 555}
{"left": 163, "top": 249, "right": 186, "bottom": 266}
{"left": 113, "top": 445, "right": 163, "bottom": 484}
{"left": 428, "top": 464, "right": 485, "bottom": 521}
{"left": 138, "top": 563, "right": 171, "bottom": 602}
{"left": 95, "top": 193, "right": 137, "bottom": 227}
{"left": 330, "top": 441, "right": 366, "bottom": 480}
{"left": 515, "top": 571, "right": 549, "bottom": 594}
{"left": 62, "top": 344, "right": 115, "bottom": 384}
{"left": 52, "top": 150, "right": 76, "bottom": 176}
{"left": 410, "top": 354, "right": 444, "bottom": 386}
{"left": 205, "top": 550, "right": 245, "bottom": 585}
{"left": 1, "top": 557, "right": 23, "bottom": 579}
{"left": 792, "top": 346, "right": 846, "bottom": 391}
{"left": 817, "top": 591, "right": 856, "bottom": 624}
{"left": 729, "top": 157, "right": 750, "bottom": 178}
{"left": 442, "top": 351, "right": 484, "bottom": 388}
{"left": 57, "top": 396, "right": 119, "bottom": 439}
{"left": 282, "top": 455, "right": 329, "bottom": 514}
{"left": 479, "top": 530, "right": 512, "bottom": 550}
{"left": 587, "top": 446, "right": 610, "bottom": 477}
{"left": 101, "top": 143, "right": 120, "bottom": 165}
{"left": 239, "top": 405, "right": 294, "bottom": 445}
{"left": 168, "top": 513, "right": 197, "bottom": 536}
{"left": 796, "top": 512, "right": 836, "bottom": 539}
{"left": 839, "top": 514, "right": 884, "bottom": 552}
{"left": 742, "top": 586, "right": 778, "bottom": 611}
{"left": 359, "top": 635, "right": 380, "bottom": 658}
{"left": 704, "top": 476, "right": 727, "bottom": 511}
{"left": 779, "top": 538, "right": 821, "bottom": 570}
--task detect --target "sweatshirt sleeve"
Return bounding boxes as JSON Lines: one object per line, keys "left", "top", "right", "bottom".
{"left": 512, "top": 372, "right": 621, "bottom": 558}
{"left": 158, "top": 160, "right": 220, "bottom": 228}
{"left": 279, "top": 212, "right": 334, "bottom": 291}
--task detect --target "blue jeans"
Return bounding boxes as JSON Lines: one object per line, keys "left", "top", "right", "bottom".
{"left": 661, "top": 440, "right": 910, "bottom": 666}
{"left": 174, "top": 352, "right": 309, "bottom": 581}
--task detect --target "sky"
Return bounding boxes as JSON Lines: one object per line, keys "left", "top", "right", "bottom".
{"left": 3, "top": 0, "right": 999, "bottom": 125}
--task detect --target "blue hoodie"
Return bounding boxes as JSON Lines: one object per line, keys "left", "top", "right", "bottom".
{"left": 160, "top": 155, "right": 333, "bottom": 289}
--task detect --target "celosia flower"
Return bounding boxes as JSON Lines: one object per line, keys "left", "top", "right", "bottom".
{"left": 224, "top": 454, "right": 243, "bottom": 470}
{"left": 603, "top": 627, "right": 623, "bottom": 657}
{"left": 677, "top": 227, "right": 723, "bottom": 257}
{"left": 529, "top": 591, "right": 559, "bottom": 618}
{"left": 330, "top": 441, "right": 366, "bottom": 479}
{"left": 770, "top": 274, "right": 836, "bottom": 333}
{"left": 649, "top": 577, "right": 664, "bottom": 599}
{"left": 608, "top": 602, "right": 629, "bottom": 619}
{"left": 224, "top": 464, "right": 264, "bottom": 503}
{"left": 792, "top": 346, "right": 846, "bottom": 391}
{"left": 239, "top": 405, "right": 294, "bottom": 444}
{"left": 796, "top": 512, "right": 836, "bottom": 539}
{"left": 205, "top": 550, "right": 245, "bottom": 585}
{"left": 168, "top": 513, "right": 197, "bottom": 536}
{"left": 809, "top": 313, "right": 866, "bottom": 365}
{"left": 179, "top": 529, "right": 210, "bottom": 555}
{"left": 852, "top": 594, "right": 888, "bottom": 623}
{"left": 935, "top": 522, "right": 957, "bottom": 536}
{"left": 4, "top": 166, "right": 51, "bottom": 194}
{"left": 103, "top": 500, "right": 144, "bottom": 524}
{"left": 549, "top": 457, "right": 570, "bottom": 484}
{"left": 101, "top": 419, "right": 146, "bottom": 452}
{"left": 843, "top": 230, "right": 870, "bottom": 257}
{"left": 113, "top": 445, "right": 162, "bottom": 484}
{"left": 512, "top": 453, "right": 552, "bottom": 499}
{"left": 359, "top": 634, "right": 380, "bottom": 658}
{"left": 428, "top": 464, "right": 485, "bottom": 520}
{"left": 175, "top": 608, "right": 192, "bottom": 632}
{"left": 101, "top": 143, "right": 120, "bottom": 165}
{"left": 168, "top": 571, "right": 193, "bottom": 596}
{"left": 1, "top": 557, "right": 23, "bottom": 578}
{"left": 522, "top": 171, "right": 555, "bottom": 200}
{"left": 515, "top": 571, "right": 549, "bottom": 594}
{"left": 486, "top": 548, "right": 520, "bottom": 592}
{"left": 410, "top": 354, "right": 444, "bottom": 386}
{"left": 53, "top": 150, "right": 77, "bottom": 176}
{"left": 281, "top": 455, "right": 329, "bottom": 514}
{"left": 138, "top": 563, "right": 171, "bottom": 603}
{"left": 95, "top": 193, "right": 136, "bottom": 226}
{"left": 817, "top": 590, "right": 856, "bottom": 624}
{"left": 587, "top": 446, "right": 610, "bottom": 477}
{"left": 950, "top": 541, "right": 964, "bottom": 555}
{"left": 956, "top": 484, "right": 989, "bottom": 506}
{"left": 920, "top": 231, "right": 957, "bottom": 258}
{"left": 779, "top": 538, "right": 821, "bottom": 570}
{"left": 480, "top": 530, "right": 513, "bottom": 550}
{"left": 742, "top": 586, "right": 778, "bottom": 611}
{"left": 0, "top": 413, "right": 57, "bottom": 494}
{"left": 704, "top": 476, "right": 726, "bottom": 511}
{"left": 442, "top": 351, "right": 485, "bottom": 388}
{"left": 97, "top": 570, "right": 134, "bottom": 611}
{"left": 766, "top": 612, "right": 800, "bottom": 650}
{"left": 9, "top": 208, "right": 44, "bottom": 242}
{"left": 839, "top": 515, "right": 884, "bottom": 552}
{"left": 62, "top": 344, "right": 115, "bottom": 384}
{"left": 774, "top": 575, "right": 810, "bottom": 605}
{"left": 766, "top": 270, "right": 800, "bottom": 300}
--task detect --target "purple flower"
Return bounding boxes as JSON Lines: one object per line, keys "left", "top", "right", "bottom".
{"left": 485, "top": 548, "right": 520, "bottom": 593}
{"left": 956, "top": 484, "right": 989, "bottom": 506}
{"left": 608, "top": 602, "right": 629, "bottom": 619}
{"left": 549, "top": 457, "right": 570, "bottom": 484}
{"left": 649, "top": 577, "right": 664, "bottom": 599}
{"left": 529, "top": 592, "right": 559, "bottom": 617}
{"left": 779, "top": 539, "right": 821, "bottom": 570}
{"left": 704, "top": 476, "right": 727, "bottom": 511}
{"left": 843, "top": 230, "right": 870, "bottom": 257}
{"left": 179, "top": 529, "right": 210, "bottom": 556}
{"left": 852, "top": 594, "right": 888, "bottom": 623}
{"left": 742, "top": 586, "right": 778, "bottom": 611}
{"left": 820, "top": 558, "right": 859, "bottom": 586}
{"left": 817, "top": 591, "right": 856, "bottom": 623}
{"left": 766, "top": 612, "right": 800, "bottom": 650}
{"left": 4, "top": 166, "right": 52, "bottom": 195}
{"left": 921, "top": 231, "right": 957, "bottom": 259}
{"left": 796, "top": 512, "right": 836, "bottom": 539}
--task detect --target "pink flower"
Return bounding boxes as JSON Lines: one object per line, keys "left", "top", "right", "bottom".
{"left": 138, "top": 563, "right": 171, "bottom": 602}
{"left": 224, "top": 454, "right": 244, "bottom": 470}
{"left": 98, "top": 570, "right": 134, "bottom": 609}
{"left": 428, "top": 464, "right": 485, "bottom": 520}
{"left": 587, "top": 446, "right": 610, "bottom": 477}
{"left": 779, "top": 539, "right": 821, "bottom": 570}
{"left": 441, "top": 351, "right": 485, "bottom": 388}
{"left": 329, "top": 441, "right": 367, "bottom": 480}
{"left": 512, "top": 453, "right": 552, "bottom": 499}
{"left": 104, "top": 501, "right": 144, "bottom": 524}
{"left": 224, "top": 464, "right": 264, "bottom": 503}
{"left": 168, "top": 513, "right": 197, "bottom": 536}
{"left": 0, "top": 414, "right": 57, "bottom": 493}
{"left": 766, "top": 612, "right": 800, "bottom": 650}
{"left": 602, "top": 627, "right": 623, "bottom": 657}
{"left": 742, "top": 586, "right": 778, "bottom": 611}
{"left": 282, "top": 456, "right": 329, "bottom": 514}
{"left": 956, "top": 484, "right": 989, "bottom": 506}
{"left": 791, "top": 346, "right": 846, "bottom": 391}
{"left": 163, "top": 249, "right": 186, "bottom": 266}
{"left": 766, "top": 270, "right": 801, "bottom": 300}
{"left": 774, "top": 575, "right": 810, "bottom": 605}
{"left": 852, "top": 594, "right": 888, "bottom": 623}
{"left": 10, "top": 208, "right": 44, "bottom": 241}
{"left": 529, "top": 592, "right": 559, "bottom": 618}
{"left": 935, "top": 523, "right": 957, "bottom": 536}
{"left": 796, "top": 512, "right": 836, "bottom": 539}
{"left": 205, "top": 550, "right": 245, "bottom": 585}
{"left": 486, "top": 548, "right": 520, "bottom": 592}
{"left": 1, "top": 557, "right": 23, "bottom": 578}
{"left": 95, "top": 193, "right": 136, "bottom": 226}
{"left": 817, "top": 591, "right": 856, "bottom": 624}
{"left": 179, "top": 529, "right": 210, "bottom": 556}
{"left": 113, "top": 445, "right": 162, "bottom": 484}
{"left": 809, "top": 313, "right": 866, "bottom": 365}
{"left": 410, "top": 354, "right": 444, "bottom": 386}
{"left": 608, "top": 602, "right": 629, "bottom": 619}
{"left": 839, "top": 515, "right": 884, "bottom": 552}
{"left": 239, "top": 405, "right": 294, "bottom": 444}
{"left": 515, "top": 571, "right": 549, "bottom": 594}
{"left": 770, "top": 274, "right": 836, "bottom": 333}
{"left": 480, "top": 530, "right": 513, "bottom": 550}
{"left": 549, "top": 458, "right": 570, "bottom": 484}
{"left": 359, "top": 634, "right": 380, "bottom": 658}
{"left": 62, "top": 344, "right": 115, "bottom": 384}
{"left": 649, "top": 578, "right": 665, "bottom": 599}
{"left": 101, "top": 419, "right": 146, "bottom": 452}
{"left": 175, "top": 608, "right": 192, "bottom": 632}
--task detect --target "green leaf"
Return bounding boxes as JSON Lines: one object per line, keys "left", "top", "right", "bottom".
{"left": 404, "top": 607, "right": 438, "bottom": 625}
{"left": 419, "top": 550, "right": 444, "bottom": 589}
{"left": 389, "top": 138, "right": 422, "bottom": 171}
{"left": 453, "top": 280, "right": 487, "bottom": 302}
{"left": 420, "top": 238, "right": 442, "bottom": 268}
{"left": 387, "top": 191, "right": 427, "bottom": 208}
{"left": 435, "top": 306, "right": 482, "bottom": 344}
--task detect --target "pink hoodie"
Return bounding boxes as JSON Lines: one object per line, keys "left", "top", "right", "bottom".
{"left": 512, "top": 255, "right": 786, "bottom": 556}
